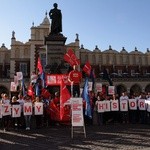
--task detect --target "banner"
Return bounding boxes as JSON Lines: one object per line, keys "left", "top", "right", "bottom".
{"left": 12, "top": 105, "right": 21, "bottom": 118}
{"left": 46, "top": 74, "right": 70, "bottom": 86}
{"left": 71, "top": 98, "right": 84, "bottom": 126}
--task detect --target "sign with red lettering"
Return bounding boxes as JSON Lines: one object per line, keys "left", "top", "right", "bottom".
{"left": 12, "top": 105, "right": 21, "bottom": 118}
{"left": 71, "top": 98, "right": 84, "bottom": 126}
{"left": 104, "top": 100, "right": 111, "bottom": 112}
{"left": 120, "top": 100, "right": 128, "bottom": 111}
{"left": 2, "top": 104, "right": 11, "bottom": 116}
{"left": 129, "top": 99, "right": 137, "bottom": 110}
{"left": 23, "top": 103, "right": 32, "bottom": 115}
{"left": 111, "top": 100, "right": 119, "bottom": 111}
{"left": 34, "top": 102, "right": 43, "bottom": 115}
{"left": 97, "top": 101, "right": 105, "bottom": 112}
{"left": 138, "top": 99, "right": 146, "bottom": 110}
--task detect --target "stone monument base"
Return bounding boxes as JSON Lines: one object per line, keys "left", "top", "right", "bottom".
{"left": 44, "top": 34, "right": 68, "bottom": 74}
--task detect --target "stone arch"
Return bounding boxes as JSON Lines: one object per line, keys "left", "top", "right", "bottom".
{"left": 0, "top": 85, "right": 9, "bottom": 96}
{"left": 130, "top": 84, "right": 142, "bottom": 96}
{"left": 145, "top": 84, "right": 150, "bottom": 92}
{"left": 116, "top": 84, "right": 127, "bottom": 97}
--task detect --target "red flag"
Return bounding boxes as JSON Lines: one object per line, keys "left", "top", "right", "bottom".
{"left": 37, "top": 57, "right": 43, "bottom": 74}
{"left": 64, "top": 49, "right": 80, "bottom": 66}
{"left": 83, "top": 61, "right": 91, "bottom": 76}
{"left": 27, "top": 84, "right": 35, "bottom": 98}
{"left": 41, "top": 88, "right": 51, "bottom": 99}
{"left": 60, "top": 79, "right": 71, "bottom": 120}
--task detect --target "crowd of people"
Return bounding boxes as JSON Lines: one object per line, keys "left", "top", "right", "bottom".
{"left": 88, "top": 91, "right": 150, "bottom": 126}
{"left": 0, "top": 93, "right": 51, "bottom": 131}
{"left": 0, "top": 88, "right": 150, "bottom": 132}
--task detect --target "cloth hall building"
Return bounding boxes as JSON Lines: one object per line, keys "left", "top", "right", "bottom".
{"left": 0, "top": 12, "right": 150, "bottom": 96}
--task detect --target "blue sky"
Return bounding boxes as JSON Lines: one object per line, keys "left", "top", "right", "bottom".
{"left": 0, "top": 0, "right": 150, "bottom": 53}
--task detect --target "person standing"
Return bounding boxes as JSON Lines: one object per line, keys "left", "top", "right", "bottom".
{"left": 2, "top": 94, "right": 11, "bottom": 131}
{"left": 11, "top": 96, "right": 20, "bottom": 130}
{"left": 68, "top": 65, "right": 82, "bottom": 97}
{"left": 33, "top": 96, "right": 43, "bottom": 129}
{"left": 119, "top": 92, "right": 129, "bottom": 123}
{"left": 24, "top": 95, "right": 32, "bottom": 130}
{"left": 17, "top": 94, "right": 25, "bottom": 129}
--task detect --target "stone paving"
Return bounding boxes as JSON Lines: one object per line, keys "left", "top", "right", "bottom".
{"left": 0, "top": 124, "right": 150, "bottom": 150}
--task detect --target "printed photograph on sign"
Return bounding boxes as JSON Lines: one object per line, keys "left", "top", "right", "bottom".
{"left": 47, "top": 75, "right": 56, "bottom": 84}
{"left": 31, "top": 74, "right": 38, "bottom": 83}
{"left": 96, "top": 83, "right": 102, "bottom": 92}
{"left": 16, "top": 72, "right": 23, "bottom": 80}
{"left": 108, "top": 86, "right": 115, "bottom": 95}
{"left": 10, "top": 82, "right": 17, "bottom": 92}
{"left": 14, "top": 75, "right": 18, "bottom": 85}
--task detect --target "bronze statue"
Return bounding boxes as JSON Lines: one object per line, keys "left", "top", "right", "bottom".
{"left": 49, "top": 3, "right": 62, "bottom": 35}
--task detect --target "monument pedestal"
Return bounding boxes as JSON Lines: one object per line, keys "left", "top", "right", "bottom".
{"left": 44, "top": 34, "right": 68, "bottom": 74}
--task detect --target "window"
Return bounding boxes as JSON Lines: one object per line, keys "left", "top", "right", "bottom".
{"left": 131, "top": 70, "right": 135, "bottom": 76}
{"left": 7, "top": 69, "right": 10, "bottom": 78}
{"left": 20, "top": 63, "right": 27, "bottom": 76}
{"left": 118, "top": 70, "right": 122, "bottom": 76}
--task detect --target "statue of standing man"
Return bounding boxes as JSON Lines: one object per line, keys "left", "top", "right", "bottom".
{"left": 49, "top": 3, "right": 62, "bottom": 35}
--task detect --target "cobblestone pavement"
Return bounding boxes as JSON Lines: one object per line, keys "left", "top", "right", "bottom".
{"left": 0, "top": 124, "right": 150, "bottom": 150}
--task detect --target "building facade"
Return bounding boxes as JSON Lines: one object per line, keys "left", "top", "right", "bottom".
{"left": 0, "top": 12, "right": 150, "bottom": 96}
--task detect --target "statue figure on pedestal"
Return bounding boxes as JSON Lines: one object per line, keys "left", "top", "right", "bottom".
{"left": 49, "top": 3, "right": 62, "bottom": 35}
